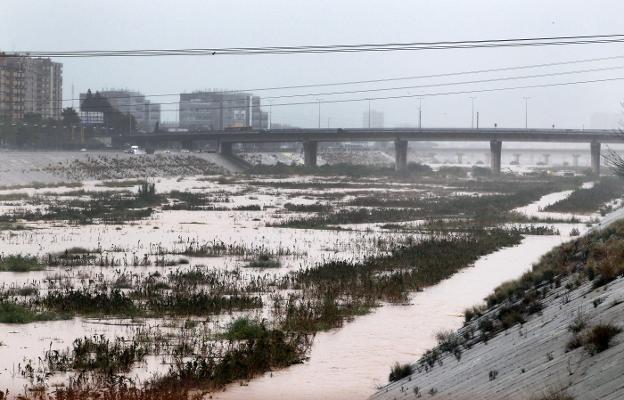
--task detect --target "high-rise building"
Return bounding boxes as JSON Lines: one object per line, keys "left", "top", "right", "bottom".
{"left": 79, "top": 89, "right": 161, "bottom": 132}
{"left": 362, "top": 110, "right": 384, "bottom": 128}
{"left": 179, "top": 91, "right": 268, "bottom": 130}
{"left": 0, "top": 55, "right": 62, "bottom": 120}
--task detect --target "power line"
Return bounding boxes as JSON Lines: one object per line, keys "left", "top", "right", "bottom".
{"left": 76, "top": 64, "right": 624, "bottom": 109}
{"left": 151, "top": 75, "right": 624, "bottom": 113}
{"left": 24, "top": 54, "right": 624, "bottom": 105}
{"left": 6, "top": 34, "right": 624, "bottom": 57}
{"left": 4, "top": 77, "right": 623, "bottom": 128}
{"left": 261, "top": 64, "right": 624, "bottom": 100}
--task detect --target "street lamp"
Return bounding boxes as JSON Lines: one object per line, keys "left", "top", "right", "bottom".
{"left": 523, "top": 97, "right": 531, "bottom": 129}
{"left": 316, "top": 99, "right": 322, "bottom": 129}
{"left": 418, "top": 97, "right": 423, "bottom": 129}
{"left": 469, "top": 97, "right": 476, "bottom": 129}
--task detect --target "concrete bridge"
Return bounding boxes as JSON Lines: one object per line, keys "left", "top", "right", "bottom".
{"left": 109, "top": 127, "right": 623, "bottom": 175}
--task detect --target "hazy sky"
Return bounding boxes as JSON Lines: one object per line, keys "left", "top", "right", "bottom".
{"left": 2, "top": 0, "right": 624, "bottom": 128}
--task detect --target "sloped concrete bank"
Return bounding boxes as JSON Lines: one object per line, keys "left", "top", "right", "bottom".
{"left": 372, "top": 221, "right": 624, "bottom": 400}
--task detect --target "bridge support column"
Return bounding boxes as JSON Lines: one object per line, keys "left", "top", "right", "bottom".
{"left": 182, "top": 139, "right": 195, "bottom": 151}
{"left": 590, "top": 141, "right": 601, "bottom": 176}
{"left": 394, "top": 139, "right": 408, "bottom": 171}
{"left": 219, "top": 141, "right": 233, "bottom": 156}
{"left": 490, "top": 140, "right": 502, "bottom": 175}
{"left": 303, "top": 141, "right": 318, "bottom": 168}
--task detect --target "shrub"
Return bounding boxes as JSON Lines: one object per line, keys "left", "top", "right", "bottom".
{"left": 388, "top": 362, "right": 413, "bottom": 382}
{"left": 223, "top": 317, "right": 266, "bottom": 341}
{"left": 584, "top": 323, "right": 622, "bottom": 354}
{"left": 0, "top": 302, "right": 55, "bottom": 323}
{"left": 531, "top": 390, "right": 575, "bottom": 400}
{"left": 566, "top": 334, "right": 583, "bottom": 352}
{"left": 464, "top": 304, "right": 485, "bottom": 323}
{"left": 435, "top": 330, "right": 461, "bottom": 353}
{"left": 568, "top": 312, "right": 587, "bottom": 334}
{"left": 245, "top": 253, "right": 281, "bottom": 269}
{"left": 0, "top": 255, "right": 43, "bottom": 272}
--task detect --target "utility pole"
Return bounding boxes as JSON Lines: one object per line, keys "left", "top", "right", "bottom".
{"left": 469, "top": 97, "right": 476, "bottom": 128}
{"left": 523, "top": 97, "right": 530, "bottom": 129}
{"left": 368, "top": 98, "right": 371, "bottom": 128}
{"left": 317, "top": 99, "right": 321, "bottom": 129}
{"left": 418, "top": 97, "right": 422, "bottom": 129}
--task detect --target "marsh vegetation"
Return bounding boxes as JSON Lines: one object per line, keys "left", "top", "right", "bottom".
{"left": 0, "top": 167, "right": 620, "bottom": 399}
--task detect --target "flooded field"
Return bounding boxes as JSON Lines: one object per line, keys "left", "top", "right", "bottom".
{"left": 0, "top": 160, "right": 621, "bottom": 400}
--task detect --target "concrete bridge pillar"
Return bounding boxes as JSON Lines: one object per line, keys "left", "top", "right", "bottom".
{"left": 572, "top": 154, "right": 580, "bottom": 167}
{"left": 394, "top": 139, "right": 408, "bottom": 171}
{"left": 182, "top": 139, "right": 195, "bottom": 151}
{"left": 590, "top": 141, "right": 601, "bottom": 176}
{"left": 490, "top": 140, "right": 502, "bottom": 175}
{"left": 542, "top": 153, "right": 551, "bottom": 165}
{"left": 219, "top": 141, "right": 233, "bottom": 156}
{"left": 303, "top": 141, "right": 318, "bottom": 167}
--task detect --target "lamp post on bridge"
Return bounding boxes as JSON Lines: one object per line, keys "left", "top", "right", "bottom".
{"left": 523, "top": 97, "right": 531, "bottom": 129}
{"left": 469, "top": 97, "right": 476, "bottom": 129}
{"left": 316, "top": 98, "right": 322, "bottom": 129}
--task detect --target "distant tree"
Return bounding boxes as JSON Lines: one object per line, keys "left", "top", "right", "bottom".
{"left": 81, "top": 89, "right": 136, "bottom": 133}
{"left": 23, "top": 113, "right": 43, "bottom": 124}
{"left": 0, "top": 116, "right": 18, "bottom": 147}
{"left": 62, "top": 107, "right": 81, "bottom": 126}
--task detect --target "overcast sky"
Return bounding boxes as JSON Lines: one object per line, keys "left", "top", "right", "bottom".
{"left": 2, "top": 0, "right": 624, "bottom": 129}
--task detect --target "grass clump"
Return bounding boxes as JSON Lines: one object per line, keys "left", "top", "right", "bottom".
{"left": 223, "top": 317, "right": 265, "bottom": 341}
{"left": 283, "top": 203, "right": 331, "bottom": 213}
{"left": 0, "top": 255, "right": 44, "bottom": 272}
{"left": 96, "top": 179, "right": 146, "bottom": 188}
{"left": 245, "top": 253, "right": 281, "bottom": 269}
{"left": 388, "top": 362, "right": 413, "bottom": 382}
{"left": 0, "top": 302, "right": 56, "bottom": 323}
{"left": 584, "top": 323, "right": 622, "bottom": 354}
{"left": 545, "top": 177, "right": 624, "bottom": 213}
{"left": 530, "top": 390, "right": 575, "bottom": 400}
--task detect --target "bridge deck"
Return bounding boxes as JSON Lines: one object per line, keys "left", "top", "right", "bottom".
{"left": 108, "top": 127, "right": 623, "bottom": 145}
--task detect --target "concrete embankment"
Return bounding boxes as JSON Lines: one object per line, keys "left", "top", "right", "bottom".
{"left": 0, "top": 150, "right": 241, "bottom": 185}
{"left": 372, "top": 221, "right": 624, "bottom": 400}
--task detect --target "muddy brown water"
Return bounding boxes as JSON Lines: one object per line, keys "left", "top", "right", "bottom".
{"left": 0, "top": 177, "right": 592, "bottom": 399}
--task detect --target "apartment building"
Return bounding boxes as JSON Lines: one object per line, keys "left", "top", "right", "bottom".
{"left": 179, "top": 90, "right": 268, "bottom": 130}
{"left": 0, "top": 55, "right": 62, "bottom": 120}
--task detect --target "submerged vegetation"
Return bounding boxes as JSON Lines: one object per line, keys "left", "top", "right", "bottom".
{"left": 0, "top": 302, "right": 56, "bottom": 323}
{"left": 545, "top": 177, "right": 624, "bottom": 214}
{"left": 388, "top": 362, "right": 413, "bottom": 382}
{"left": 0, "top": 168, "right": 619, "bottom": 398}
{"left": 0, "top": 255, "right": 43, "bottom": 272}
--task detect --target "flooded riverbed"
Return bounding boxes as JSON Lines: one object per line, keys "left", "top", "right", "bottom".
{"left": 0, "top": 171, "right": 614, "bottom": 399}
{"left": 212, "top": 233, "right": 575, "bottom": 400}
